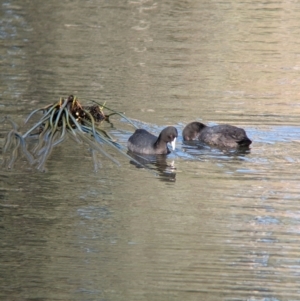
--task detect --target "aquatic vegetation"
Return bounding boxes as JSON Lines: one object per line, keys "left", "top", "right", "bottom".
{"left": 1, "top": 95, "right": 140, "bottom": 172}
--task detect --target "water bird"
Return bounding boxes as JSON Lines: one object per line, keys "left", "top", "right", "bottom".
{"left": 182, "top": 121, "right": 252, "bottom": 148}
{"left": 128, "top": 126, "right": 178, "bottom": 155}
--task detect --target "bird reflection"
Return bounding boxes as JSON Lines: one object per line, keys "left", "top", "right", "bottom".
{"left": 127, "top": 151, "right": 176, "bottom": 182}
{"left": 181, "top": 140, "right": 251, "bottom": 160}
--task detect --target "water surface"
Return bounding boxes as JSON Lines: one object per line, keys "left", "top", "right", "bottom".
{"left": 1, "top": 1, "right": 300, "bottom": 300}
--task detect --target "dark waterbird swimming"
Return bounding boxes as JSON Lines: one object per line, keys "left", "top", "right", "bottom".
{"left": 128, "top": 126, "right": 178, "bottom": 155}
{"left": 182, "top": 121, "right": 252, "bottom": 148}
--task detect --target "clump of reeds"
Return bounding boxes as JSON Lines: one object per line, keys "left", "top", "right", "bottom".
{"left": 1, "top": 95, "right": 139, "bottom": 171}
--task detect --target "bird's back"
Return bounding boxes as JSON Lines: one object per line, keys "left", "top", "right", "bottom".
{"left": 199, "top": 125, "right": 251, "bottom": 148}
{"left": 127, "top": 129, "right": 158, "bottom": 154}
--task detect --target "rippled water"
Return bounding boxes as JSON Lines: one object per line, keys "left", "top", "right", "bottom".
{"left": 1, "top": 1, "right": 300, "bottom": 300}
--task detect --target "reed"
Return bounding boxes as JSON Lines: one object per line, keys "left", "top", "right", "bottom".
{"left": 2, "top": 95, "right": 146, "bottom": 172}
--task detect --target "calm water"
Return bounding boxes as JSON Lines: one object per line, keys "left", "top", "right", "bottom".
{"left": 1, "top": 0, "right": 300, "bottom": 300}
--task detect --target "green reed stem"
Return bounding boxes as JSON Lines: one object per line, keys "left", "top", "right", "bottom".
{"left": 82, "top": 108, "right": 98, "bottom": 138}
{"left": 2, "top": 116, "right": 20, "bottom": 131}
{"left": 76, "top": 131, "right": 120, "bottom": 166}
{"left": 14, "top": 131, "right": 35, "bottom": 165}
{"left": 25, "top": 102, "right": 58, "bottom": 124}
{"left": 67, "top": 112, "right": 85, "bottom": 133}
{"left": 3, "top": 130, "right": 15, "bottom": 153}
{"left": 63, "top": 109, "right": 83, "bottom": 143}
{"left": 81, "top": 125, "right": 151, "bottom": 170}
{"left": 83, "top": 119, "right": 115, "bottom": 141}
{"left": 90, "top": 99, "right": 138, "bottom": 129}
{"left": 36, "top": 130, "right": 58, "bottom": 171}
{"left": 52, "top": 98, "right": 69, "bottom": 133}
{"left": 24, "top": 108, "right": 44, "bottom": 124}
{"left": 49, "top": 105, "right": 58, "bottom": 129}
{"left": 52, "top": 115, "right": 67, "bottom": 146}
{"left": 32, "top": 120, "right": 50, "bottom": 154}
{"left": 23, "top": 111, "right": 55, "bottom": 139}
{"left": 7, "top": 138, "right": 20, "bottom": 169}
{"left": 91, "top": 149, "right": 102, "bottom": 172}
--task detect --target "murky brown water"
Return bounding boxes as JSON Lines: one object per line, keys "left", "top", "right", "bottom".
{"left": 1, "top": 1, "right": 300, "bottom": 300}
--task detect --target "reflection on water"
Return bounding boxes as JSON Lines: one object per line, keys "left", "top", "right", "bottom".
{"left": 2, "top": 0, "right": 300, "bottom": 300}
{"left": 128, "top": 151, "right": 177, "bottom": 182}
{"left": 181, "top": 138, "right": 251, "bottom": 160}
